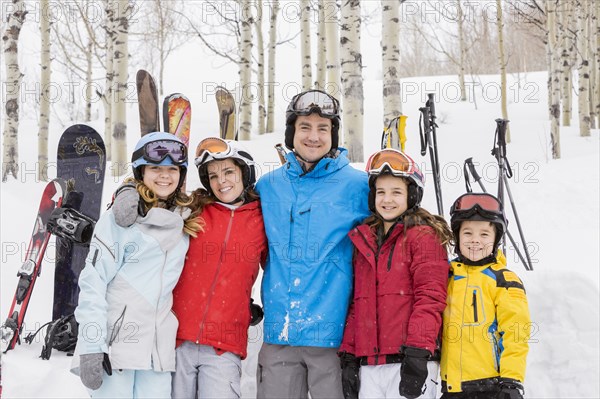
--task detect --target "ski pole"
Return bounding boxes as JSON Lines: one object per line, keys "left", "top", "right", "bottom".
{"left": 419, "top": 94, "right": 444, "bottom": 215}
{"left": 464, "top": 158, "right": 533, "bottom": 271}
{"left": 502, "top": 173, "right": 534, "bottom": 271}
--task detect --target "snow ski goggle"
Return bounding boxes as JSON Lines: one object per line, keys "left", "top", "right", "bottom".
{"left": 366, "top": 149, "right": 421, "bottom": 179}
{"left": 450, "top": 193, "right": 503, "bottom": 218}
{"left": 290, "top": 90, "right": 340, "bottom": 118}
{"left": 131, "top": 139, "right": 187, "bottom": 165}
{"left": 194, "top": 137, "right": 255, "bottom": 168}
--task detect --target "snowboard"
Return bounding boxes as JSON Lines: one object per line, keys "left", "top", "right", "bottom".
{"left": 136, "top": 69, "right": 160, "bottom": 135}
{"left": 163, "top": 93, "right": 191, "bottom": 147}
{"left": 215, "top": 86, "right": 237, "bottom": 140}
{"left": 53, "top": 125, "right": 106, "bottom": 320}
{"left": 1, "top": 179, "right": 65, "bottom": 353}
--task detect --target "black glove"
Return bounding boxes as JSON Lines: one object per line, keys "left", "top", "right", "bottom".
{"left": 496, "top": 378, "right": 524, "bottom": 399}
{"left": 250, "top": 298, "right": 264, "bottom": 326}
{"left": 340, "top": 352, "right": 360, "bottom": 399}
{"left": 399, "top": 346, "right": 431, "bottom": 399}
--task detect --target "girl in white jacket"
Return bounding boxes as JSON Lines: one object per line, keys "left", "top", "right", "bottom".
{"left": 72, "top": 132, "right": 201, "bottom": 398}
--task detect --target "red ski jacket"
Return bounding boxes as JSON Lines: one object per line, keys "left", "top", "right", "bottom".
{"left": 340, "top": 222, "right": 449, "bottom": 364}
{"left": 172, "top": 201, "right": 267, "bottom": 359}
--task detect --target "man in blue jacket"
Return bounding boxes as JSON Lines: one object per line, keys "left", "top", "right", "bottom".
{"left": 256, "top": 90, "right": 370, "bottom": 398}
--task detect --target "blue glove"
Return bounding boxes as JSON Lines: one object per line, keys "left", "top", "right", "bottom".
{"left": 111, "top": 183, "right": 141, "bottom": 227}
{"left": 79, "top": 353, "right": 106, "bottom": 390}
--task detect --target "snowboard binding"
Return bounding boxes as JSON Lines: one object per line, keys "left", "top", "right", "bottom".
{"left": 47, "top": 207, "right": 95, "bottom": 245}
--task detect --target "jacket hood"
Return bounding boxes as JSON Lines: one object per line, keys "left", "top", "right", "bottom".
{"left": 137, "top": 207, "right": 187, "bottom": 252}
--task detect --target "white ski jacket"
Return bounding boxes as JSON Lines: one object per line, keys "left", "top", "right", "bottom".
{"left": 71, "top": 206, "right": 189, "bottom": 373}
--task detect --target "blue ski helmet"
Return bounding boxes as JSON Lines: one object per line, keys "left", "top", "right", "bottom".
{"left": 131, "top": 132, "right": 188, "bottom": 189}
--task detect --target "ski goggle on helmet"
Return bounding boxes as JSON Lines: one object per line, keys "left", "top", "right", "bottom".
{"left": 365, "top": 149, "right": 425, "bottom": 188}
{"left": 195, "top": 137, "right": 256, "bottom": 168}
{"left": 286, "top": 89, "right": 340, "bottom": 119}
{"left": 131, "top": 133, "right": 187, "bottom": 166}
{"left": 450, "top": 193, "right": 505, "bottom": 223}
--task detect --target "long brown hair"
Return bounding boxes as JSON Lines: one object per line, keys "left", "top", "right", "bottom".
{"left": 364, "top": 207, "right": 452, "bottom": 250}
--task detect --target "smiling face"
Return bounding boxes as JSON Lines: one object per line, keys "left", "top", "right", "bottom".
{"left": 375, "top": 174, "right": 409, "bottom": 233}
{"left": 458, "top": 220, "right": 497, "bottom": 262}
{"left": 142, "top": 165, "right": 180, "bottom": 200}
{"left": 293, "top": 113, "right": 333, "bottom": 167}
{"left": 207, "top": 158, "right": 244, "bottom": 205}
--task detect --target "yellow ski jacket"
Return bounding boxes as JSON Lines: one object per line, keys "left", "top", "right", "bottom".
{"left": 441, "top": 251, "right": 531, "bottom": 393}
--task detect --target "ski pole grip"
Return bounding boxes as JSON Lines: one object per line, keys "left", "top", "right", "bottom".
{"left": 427, "top": 93, "right": 436, "bottom": 116}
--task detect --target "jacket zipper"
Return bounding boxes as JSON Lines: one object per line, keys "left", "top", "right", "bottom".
{"left": 472, "top": 289, "right": 478, "bottom": 323}
{"left": 154, "top": 252, "right": 167, "bottom": 370}
{"left": 196, "top": 209, "right": 235, "bottom": 344}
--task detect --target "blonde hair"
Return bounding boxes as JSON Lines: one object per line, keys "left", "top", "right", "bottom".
{"left": 124, "top": 177, "right": 204, "bottom": 237}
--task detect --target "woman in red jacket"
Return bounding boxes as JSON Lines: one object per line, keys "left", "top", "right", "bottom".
{"left": 171, "top": 138, "right": 267, "bottom": 399}
{"left": 339, "top": 149, "right": 452, "bottom": 399}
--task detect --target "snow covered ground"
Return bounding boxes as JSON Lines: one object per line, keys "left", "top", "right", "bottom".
{"left": 1, "top": 33, "right": 599, "bottom": 399}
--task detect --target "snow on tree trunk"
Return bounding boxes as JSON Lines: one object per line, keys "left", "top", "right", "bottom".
{"left": 596, "top": 1, "right": 600, "bottom": 128}
{"left": 588, "top": 1, "right": 597, "bottom": 129}
{"left": 111, "top": 0, "right": 130, "bottom": 176}
{"left": 382, "top": 0, "right": 401, "bottom": 128}
{"left": 300, "top": 0, "right": 312, "bottom": 90}
{"left": 457, "top": 0, "right": 467, "bottom": 102}
{"left": 577, "top": 0, "right": 591, "bottom": 137}
{"left": 547, "top": 0, "right": 561, "bottom": 158}
{"left": 103, "top": 0, "right": 115, "bottom": 160}
{"left": 266, "top": 0, "right": 279, "bottom": 133}
{"left": 85, "top": 40, "right": 93, "bottom": 122}
{"left": 38, "top": 0, "right": 51, "bottom": 181}
{"left": 255, "top": 0, "right": 266, "bottom": 135}
{"left": 340, "top": 0, "right": 363, "bottom": 162}
{"left": 239, "top": 0, "right": 253, "bottom": 140}
{"left": 315, "top": 0, "right": 326, "bottom": 90}
{"left": 325, "top": 0, "right": 340, "bottom": 96}
{"left": 2, "top": 0, "right": 27, "bottom": 182}
{"left": 559, "top": 0, "right": 573, "bottom": 127}
{"left": 496, "top": 0, "right": 510, "bottom": 142}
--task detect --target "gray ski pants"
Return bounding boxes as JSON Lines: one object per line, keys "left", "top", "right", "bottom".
{"left": 256, "top": 343, "right": 343, "bottom": 399}
{"left": 172, "top": 341, "right": 242, "bottom": 399}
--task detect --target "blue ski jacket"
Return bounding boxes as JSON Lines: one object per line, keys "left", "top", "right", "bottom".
{"left": 256, "top": 148, "right": 369, "bottom": 348}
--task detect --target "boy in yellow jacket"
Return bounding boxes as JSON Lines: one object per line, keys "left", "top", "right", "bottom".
{"left": 441, "top": 193, "right": 531, "bottom": 399}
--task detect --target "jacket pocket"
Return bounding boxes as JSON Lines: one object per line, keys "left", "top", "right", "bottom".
{"left": 465, "top": 286, "right": 484, "bottom": 325}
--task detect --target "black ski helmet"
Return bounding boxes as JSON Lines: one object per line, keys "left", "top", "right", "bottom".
{"left": 366, "top": 149, "right": 425, "bottom": 214}
{"left": 284, "top": 89, "right": 341, "bottom": 150}
{"left": 450, "top": 193, "right": 507, "bottom": 257}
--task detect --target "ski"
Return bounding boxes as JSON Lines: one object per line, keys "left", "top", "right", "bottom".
{"left": 215, "top": 86, "right": 237, "bottom": 140}
{"left": 53, "top": 125, "right": 106, "bottom": 320}
{"left": 163, "top": 93, "right": 191, "bottom": 147}
{"left": 381, "top": 115, "right": 408, "bottom": 151}
{"left": 1, "top": 179, "right": 65, "bottom": 353}
{"left": 136, "top": 69, "right": 160, "bottom": 135}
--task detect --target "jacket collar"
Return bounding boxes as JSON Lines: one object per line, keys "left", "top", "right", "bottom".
{"left": 210, "top": 199, "right": 261, "bottom": 213}
{"left": 284, "top": 148, "right": 350, "bottom": 179}
{"left": 452, "top": 250, "right": 507, "bottom": 271}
